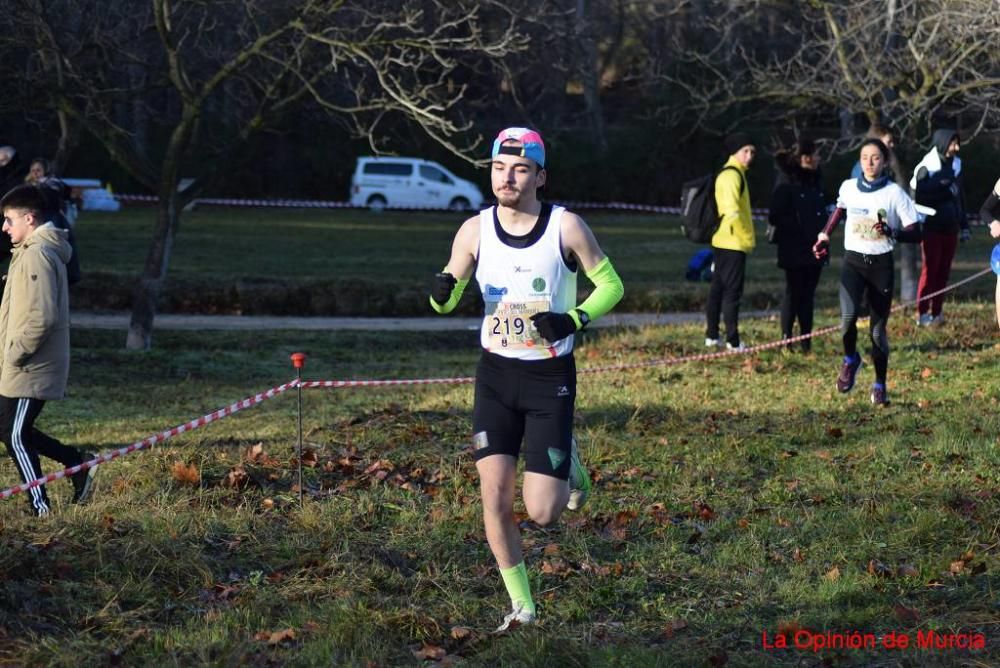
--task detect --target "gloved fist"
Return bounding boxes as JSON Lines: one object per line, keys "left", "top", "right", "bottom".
{"left": 959, "top": 228, "right": 972, "bottom": 243}
{"left": 431, "top": 272, "right": 457, "bottom": 306}
{"left": 872, "top": 219, "right": 895, "bottom": 239}
{"left": 530, "top": 311, "right": 577, "bottom": 343}
{"left": 812, "top": 238, "right": 829, "bottom": 259}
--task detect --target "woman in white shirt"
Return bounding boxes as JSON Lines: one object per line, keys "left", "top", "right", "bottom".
{"left": 812, "top": 139, "right": 921, "bottom": 406}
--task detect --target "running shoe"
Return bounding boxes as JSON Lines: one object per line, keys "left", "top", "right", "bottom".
{"left": 726, "top": 342, "right": 748, "bottom": 352}
{"left": 870, "top": 383, "right": 889, "bottom": 406}
{"left": 705, "top": 337, "right": 720, "bottom": 348}
{"left": 836, "top": 354, "right": 862, "bottom": 393}
{"left": 71, "top": 451, "right": 99, "bottom": 504}
{"left": 495, "top": 605, "right": 536, "bottom": 633}
{"left": 567, "top": 438, "right": 591, "bottom": 511}
{"left": 917, "top": 313, "right": 933, "bottom": 327}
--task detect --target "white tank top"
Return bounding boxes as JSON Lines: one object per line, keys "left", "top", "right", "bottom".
{"left": 475, "top": 205, "right": 578, "bottom": 359}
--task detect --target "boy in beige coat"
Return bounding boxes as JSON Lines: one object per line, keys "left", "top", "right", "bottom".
{"left": 0, "top": 185, "right": 95, "bottom": 516}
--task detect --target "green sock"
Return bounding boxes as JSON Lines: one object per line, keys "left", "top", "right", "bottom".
{"left": 499, "top": 562, "right": 535, "bottom": 615}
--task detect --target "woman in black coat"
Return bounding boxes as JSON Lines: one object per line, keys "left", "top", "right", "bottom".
{"left": 768, "top": 139, "right": 827, "bottom": 351}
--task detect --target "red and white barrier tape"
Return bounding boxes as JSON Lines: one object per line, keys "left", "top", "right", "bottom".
{"left": 302, "top": 266, "right": 995, "bottom": 387}
{"left": 0, "top": 380, "right": 299, "bottom": 501}
{"left": 111, "top": 192, "right": 984, "bottom": 224}
{"left": 111, "top": 193, "right": 770, "bottom": 218}
{"left": 301, "top": 376, "right": 474, "bottom": 389}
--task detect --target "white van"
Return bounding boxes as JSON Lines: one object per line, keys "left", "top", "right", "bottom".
{"left": 350, "top": 157, "right": 483, "bottom": 212}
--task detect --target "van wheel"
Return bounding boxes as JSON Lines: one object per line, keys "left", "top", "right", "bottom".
{"left": 367, "top": 195, "right": 387, "bottom": 212}
{"left": 448, "top": 197, "right": 470, "bottom": 212}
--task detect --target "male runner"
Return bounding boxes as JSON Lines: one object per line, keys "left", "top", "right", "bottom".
{"left": 429, "top": 127, "right": 624, "bottom": 630}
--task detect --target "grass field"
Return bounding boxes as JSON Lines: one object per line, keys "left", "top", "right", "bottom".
{"left": 72, "top": 206, "right": 999, "bottom": 316}
{"left": 1, "top": 300, "right": 998, "bottom": 665}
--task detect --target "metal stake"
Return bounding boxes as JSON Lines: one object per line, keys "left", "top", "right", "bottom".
{"left": 291, "top": 352, "right": 307, "bottom": 506}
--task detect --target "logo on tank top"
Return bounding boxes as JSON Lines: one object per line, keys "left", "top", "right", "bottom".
{"left": 485, "top": 285, "right": 508, "bottom": 298}
{"left": 532, "top": 277, "right": 546, "bottom": 292}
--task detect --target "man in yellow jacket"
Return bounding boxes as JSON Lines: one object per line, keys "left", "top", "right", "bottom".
{"left": 0, "top": 185, "right": 96, "bottom": 517}
{"left": 705, "top": 132, "right": 756, "bottom": 350}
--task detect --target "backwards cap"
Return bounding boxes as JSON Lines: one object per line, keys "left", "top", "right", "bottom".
{"left": 491, "top": 127, "right": 545, "bottom": 168}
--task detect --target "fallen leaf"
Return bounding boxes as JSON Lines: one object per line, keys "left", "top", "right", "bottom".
{"left": 256, "top": 628, "right": 295, "bottom": 645}
{"left": 949, "top": 560, "right": 965, "bottom": 575}
{"left": 171, "top": 461, "right": 200, "bottom": 486}
{"left": 737, "top": 518, "right": 749, "bottom": 529}
{"left": 896, "top": 564, "right": 919, "bottom": 578}
{"left": 792, "top": 548, "right": 804, "bottom": 562}
{"left": 824, "top": 566, "right": 840, "bottom": 581}
{"left": 223, "top": 465, "right": 249, "bottom": 489}
{"left": 450, "top": 626, "right": 472, "bottom": 640}
{"left": 662, "top": 618, "right": 688, "bottom": 637}
{"left": 868, "top": 559, "right": 893, "bottom": 578}
{"left": 920, "top": 367, "right": 933, "bottom": 379}
{"left": 245, "top": 443, "right": 266, "bottom": 463}
{"left": 826, "top": 427, "right": 843, "bottom": 438}
{"left": 261, "top": 498, "right": 275, "bottom": 510}
{"left": 411, "top": 643, "right": 446, "bottom": 660}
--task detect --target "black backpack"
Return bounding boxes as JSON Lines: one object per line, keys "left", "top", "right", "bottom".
{"left": 679, "top": 165, "right": 744, "bottom": 243}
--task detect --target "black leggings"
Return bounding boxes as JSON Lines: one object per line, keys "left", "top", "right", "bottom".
{"left": 839, "top": 252, "right": 893, "bottom": 384}
{"left": 781, "top": 265, "right": 823, "bottom": 345}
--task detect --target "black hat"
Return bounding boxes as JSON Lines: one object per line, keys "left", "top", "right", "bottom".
{"left": 724, "top": 132, "right": 754, "bottom": 155}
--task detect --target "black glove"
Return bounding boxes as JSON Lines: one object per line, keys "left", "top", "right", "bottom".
{"left": 872, "top": 209, "right": 894, "bottom": 239}
{"left": 530, "top": 311, "right": 577, "bottom": 343}
{"left": 431, "top": 272, "right": 457, "bottom": 306}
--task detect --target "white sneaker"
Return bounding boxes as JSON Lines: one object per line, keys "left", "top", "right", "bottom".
{"left": 705, "top": 337, "right": 720, "bottom": 347}
{"left": 726, "top": 342, "right": 749, "bottom": 352}
{"left": 917, "top": 314, "right": 933, "bottom": 327}
{"left": 495, "top": 605, "right": 536, "bottom": 632}
{"left": 567, "top": 438, "right": 591, "bottom": 511}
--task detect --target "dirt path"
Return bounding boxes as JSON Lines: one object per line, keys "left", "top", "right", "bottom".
{"left": 70, "top": 310, "right": 777, "bottom": 331}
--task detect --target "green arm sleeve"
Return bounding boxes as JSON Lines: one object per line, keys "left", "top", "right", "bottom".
{"left": 428, "top": 275, "right": 470, "bottom": 314}
{"left": 568, "top": 256, "right": 624, "bottom": 328}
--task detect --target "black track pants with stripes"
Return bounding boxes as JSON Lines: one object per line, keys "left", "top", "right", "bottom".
{"left": 0, "top": 396, "right": 82, "bottom": 516}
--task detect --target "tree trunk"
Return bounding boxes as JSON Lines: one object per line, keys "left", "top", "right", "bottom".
{"left": 126, "top": 190, "right": 179, "bottom": 350}
{"left": 575, "top": 0, "right": 607, "bottom": 152}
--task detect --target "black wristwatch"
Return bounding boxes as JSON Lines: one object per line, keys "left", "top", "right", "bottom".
{"left": 573, "top": 308, "right": 590, "bottom": 330}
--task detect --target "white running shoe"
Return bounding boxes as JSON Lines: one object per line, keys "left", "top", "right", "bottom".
{"left": 726, "top": 342, "right": 749, "bottom": 352}
{"left": 567, "top": 438, "right": 591, "bottom": 511}
{"left": 917, "top": 314, "right": 933, "bottom": 327}
{"left": 495, "top": 605, "right": 536, "bottom": 633}
{"left": 705, "top": 337, "right": 721, "bottom": 347}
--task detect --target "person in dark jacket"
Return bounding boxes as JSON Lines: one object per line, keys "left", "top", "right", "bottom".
{"left": 768, "top": 139, "right": 826, "bottom": 352}
{"left": 910, "top": 129, "right": 968, "bottom": 326}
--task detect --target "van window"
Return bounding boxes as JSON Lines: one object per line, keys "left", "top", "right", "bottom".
{"left": 419, "top": 165, "right": 453, "bottom": 184}
{"left": 363, "top": 162, "right": 413, "bottom": 176}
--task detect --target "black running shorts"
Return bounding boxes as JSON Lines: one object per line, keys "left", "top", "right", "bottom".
{"left": 471, "top": 351, "right": 576, "bottom": 480}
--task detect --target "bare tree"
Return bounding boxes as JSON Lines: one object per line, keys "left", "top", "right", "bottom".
{"left": 2, "top": 0, "right": 527, "bottom": 349}
{"left": 668, "top": 0, "right": 1000, "bottom": 148}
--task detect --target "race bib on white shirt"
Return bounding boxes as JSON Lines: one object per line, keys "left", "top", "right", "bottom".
{"left": 836, "top": 180, "right": 919, "bottom": 255}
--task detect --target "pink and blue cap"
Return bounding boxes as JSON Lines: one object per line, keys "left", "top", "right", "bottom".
{"left": 491, "top": 127, "right": 545, "bottom": 168}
